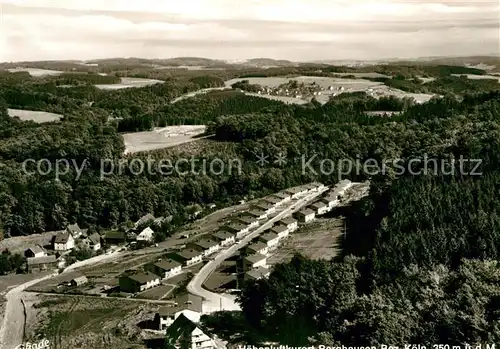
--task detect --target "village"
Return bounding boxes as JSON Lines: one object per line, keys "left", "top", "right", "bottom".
{"left": 1, "top": 179, "right": 369, "bottom": 348}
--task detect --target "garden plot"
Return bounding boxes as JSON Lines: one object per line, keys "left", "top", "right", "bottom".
{"left": 122, "top": 125, "right": 207, "bottom": 154}
{"left": 8, "top": 109, "right": 62, "bottom": 123}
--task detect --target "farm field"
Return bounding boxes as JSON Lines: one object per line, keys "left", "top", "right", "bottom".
{"left": 7, "top": 109, "right": 63, "bottom": 123}
{"left": 6, "top": 68, "right": 63, "bottom": 76}
{"left": 95, "top": 77, "right": 163, "bottom": 90}
{"left": 267, "top": 217, "right": 344, "bottom": 265}
{"left": 122, "top": 125, "right": 207, "bottom": 154}
{"left": 450, "top": 74, "right": 500, "bottom": 82}
{"left": 27, "top": 295, "right": 160, "bottom": 349}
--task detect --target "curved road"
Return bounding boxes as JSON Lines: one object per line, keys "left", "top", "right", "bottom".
{"left": 187, "top": 187, "right": 329, "bottom": 313}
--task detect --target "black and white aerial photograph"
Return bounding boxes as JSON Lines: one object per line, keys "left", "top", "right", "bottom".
{"left": 0, "top": 1, "right": 499, "bottom": 348}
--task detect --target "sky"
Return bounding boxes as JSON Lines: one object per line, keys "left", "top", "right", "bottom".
{"left": 0, "top": 0, "right": 499, "bottom": 62}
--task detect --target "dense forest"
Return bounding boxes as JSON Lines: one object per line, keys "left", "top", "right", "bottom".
{"left": 1, "top": 63, "right": 500, "bottom": 343}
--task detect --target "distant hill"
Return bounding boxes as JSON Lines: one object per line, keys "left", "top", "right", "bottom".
{"left": 241, "top": 58, "right": 297, "bottom": 67}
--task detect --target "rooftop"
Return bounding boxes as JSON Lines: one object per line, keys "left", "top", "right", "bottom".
{"left": 247, "top": 241, "right": 268, "bottom": 252}
{"left": 237, "top": 216, "right": 257, "bottom": 225}
{"left": 224, "top": 223, "right": 248, "bottom": 233}
{"left": 123, "top": 271, "right": 159, "bottom": 284}
{"left": 246, "top": 210, "right": 267, "bottom": 218}
{"left": 311, "top": 201, "right": 327, "bottom": 209}
{"left": 263, "top": 196, "right": 281, "bottom": 204}
{"left": 271, "top": 225, "right": 288, "bottom": 233}
{"left": 154, "top": 259, "right": 182, "bottom": 271}
{"left": 27, "top": 255, "right": 57, "bottom": 265}
{"left": 244, "top": 253, "right": 267, "bottom": 264}
{"left": 273, "top": 192, "right": 291, "bottom": 199}
{"left": 246, "top": 266, "right": 270, "bottom": 280}
{"left": 135, "top": 213, "right": 155, "bottom": 226}
{"left": 279, "top": 217, "right": 297, "bottom": 225}
{"left": 297, "top": 208, "right": 315, "bottom": 216}
{"left": 87, "top": 233, "right": 101, "bottom": 245}
{"left": 159, "top": 294, "right": 203, "bottom": 316}
{"left": 191, "top": 239, "right": 219, "bottom": 250}
{"left": 211, "top": 231, "right": 235, "bottom": 241}
{"left": 54, "top": 232, "right": 72, "bottom": 244}
{"left": 26, "top": 245, "right": 45, "bottom": 255}
{"left": 175, "top": 249, "right": 203, "bottom": 260}
{"left": 254, "top": 202, "right": 274, "bottom": 210}
{"left": 259, "top": 232, "right": 279, "bottom": 242}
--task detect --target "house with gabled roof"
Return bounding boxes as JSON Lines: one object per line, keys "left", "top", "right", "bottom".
{"left": 245, "top": 241, "right": 268, "bottom": 256}
{"left": 278, "top": 217, "right": 298, "bottom": 232}
{"left": 258, "top": 232, "right": 280, "bottom": 249}
{"left": 83, "top": 233, "right": 101, "bottom": 251}
{"left": 243, "top": 210, "right": 267, "bottom": 221}
{"left": 236, "top": 216, "right": 259, "bottom": 229}
{"left": 245, "top": 266, "right": 270, "bottom": 281}
{"left": 295, "top": 208, "right": 316, "bottom": 223}
{"left": 310, "top": 201, "right": 328, "bottom": 215}
{"left": 26, "top": 255, "right": 58, "bottom": 273}
{"left": 253, "top": 201, "right": 276, "bottom": 215}
{"left": 165, "top": 313, "right": 219, "bottom": 349}
{"left": 119, "top": 271, "right": 160, "bottom": 293}
{"left": 243, "top": 253, "right": 267, "bottom": 270}
{"left": 210, "top": 231, "right": 235, "bottom": 246}
{"left": 172, "top": 249, "right": 204, "bottom": 266}
{"left": 66, "top": 223, "right": 86, "bottom": 238}
{"left": 222, "top": 223, "right": 249, "bottom": 239}
{"left": 271, "top": 224, "right": 290, "bottom": 239}
{"left": 137, "top": 227, "right": 155, "bottom": 242}
{"left": 157, "top": 293, "right": 203, "bottom": 330}
{"left": 134, "top": 213, "right": 155, "bottom": 229}
{"left": 186, "top": 238, "right": 220, "bottom": 257}
{"left": 150, "top": 259, "right": 182, "bottom": 279}
{"left": 53, "top": 231, "right": 75, "bottom": 251}
{"left": 25, "top": 245, "right": 47, "bottom": 258}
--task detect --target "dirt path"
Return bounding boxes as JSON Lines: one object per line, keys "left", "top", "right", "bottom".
{"left": 0, "top": 273, "right": 57, "bottom": 349}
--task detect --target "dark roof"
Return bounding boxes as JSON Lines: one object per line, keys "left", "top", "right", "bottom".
{"left": 54, "top": 232, "right": 72, "bottom": 244}
{"left": 254, "top": 202, "right": 273, "bottom": 210}
{"left": 224, "top": 223, "right": 248, "bottom": 233}
{"left": 154, "top": 259, "right": 182, "bottom": 271}
{"left": 246, "top": 210, "right": 267, "bottom": 218}
{"left": 263, "top": 196, "right": 281, "bottom": 204}
{"left": 259, "top": 232, "right": 279, "bottom": 242}
{"left": 123, "top": 271, "right": 159, "bottom": 285}
{"left": 246, "top": 266, "right": 270, "bottom": 280}
{"left": 71, "top": 276, "right": 88, "bottom": 284}
{"left": 191, "top": 239, "right": 219, "bottom": 250}
{"left": 211, "top": 231, "right": 234, "bottom": 241}
{"left": 284, "top": 186, "right": 304, "bottom": 194}
{"left": 105, "top": 231, "right": 126, "bottom": 240}
{"left": 27, "top": 255, "right": 57, "bottom": 265}
{"left": 297, "top": 208, "right": 315, "bottom": 216}
{"left": 279, "top": 217, "right": 297, "bottom": 225}
{"left": 247, "top": 242, "right": 268, "bottom": 253}
{"left": 175, "top": 249, "right": 203, "bottom": 261}
{"left": 159, "top": 294, "right": 203, "bottom": 316}
{"left": 244, "top": 253, "right": 266, "bottom": 264}
{"left": 271, "top": 225, "right": 288, "bottom": 234}
{"left": 311, "top": 201, "right": 327, "bottom": 209}
{"left": 166, "top": 314, "right": 200, "bottom": 342}
{"left": 237, "top": 216, "right": 257, "bottom": 225}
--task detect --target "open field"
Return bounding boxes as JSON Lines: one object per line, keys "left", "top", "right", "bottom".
{"left": 268, "top": 218, "right": 344, "bottom": 265}
{"left": 27, "top": 295, "right": 160, "bottom": 349}
{"left": 6, "top": 68, "right": 63, "bottom": 76}
{"left": 0, "top": 231, "right": 59, "bottom": 254}
{"left": 450, "top": 74, "right": 500, "bottom": 82}
{"left": 225, "top": 76, "right": 436, "bottom": 104}
{"left": 122, "top": 125, "right": 208, "bottom": 154}
{"left": 7, "top": 109, "right": 63, "bottom": 123}
{"left": 95, "top": 77, "right": 164, "bottom": 90}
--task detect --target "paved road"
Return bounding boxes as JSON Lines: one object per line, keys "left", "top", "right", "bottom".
{"left": 187, "top": 187, "right": 329, "bottom": 313}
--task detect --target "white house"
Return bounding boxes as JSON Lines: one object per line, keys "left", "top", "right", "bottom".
{"left": 237, "top": 216, "right": 260, "bottom": 229}
{"left": 295, "top": 208, "right": 316, "bottom": 223}
{"left": 258, "top": 232, "right": 280, "bottom": 249}
{"left": 244, "top": 210, "right": 268, "bottom": 221}
{"left": 187, "top": 239, "right": 220, "bottom": 257}
{"left": 24, "top": 245, "right": 47, "bottom": 258}
{"left": 53, "top": 232, "right": 75, "bottom": 251}
{"left": 284, "top": 186, "right": 308, "bottom": 199}
{"left": 253, "top": 201, "right": 276, "bottom": 215}
{"left": 246, "top": 242, "right": 269, "bottom": 256}
{"left": 151, "top": 259, "right": 182, "bottom": 279}
{"left": 271, "top": 224, "right": 289, "bottom": 239}
{"left": 243, "top": 253, "right": 267, "bottom": 270}
{"left": 310, "top": 201, "right": 329, "bottom": 215}
{"left": 278, "top": 217, "right": 298, "bottom": 232}
{"left": 211, "top": 231, "right": 236, "bottom": 246}
{"left": 66, "top": 223, "right": 85, "bottom": 239}
{"left": 321, "top": 196, "right": 338, "bottom": 210}
{"left": 273, "top": 192, "right": 292, "bottom": 204}
{"left": 245, "top": 266, "right": 270, "bottom": 281}
{"left": 157, "top": 294, "right": 203, "bottom": 330}
{"left": 119, "top": 272, "right": 161, "bottom": 293}
{"left": 165, "top": 313, "right": 218, "bottom": 349}
{"left": 137, "top": 227, "right": 155, "bottom": 242}
{"left": 85, "top": 233, "right": 101, "bottom": 251}
{"left": 174, "top": 249, "right": 204, "bottom": 266}
{"left": 263, "top": 196, "right": 282, "bottom": 207}
{"left": 224, "top": 223, "right": 250, "bottom": 239}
